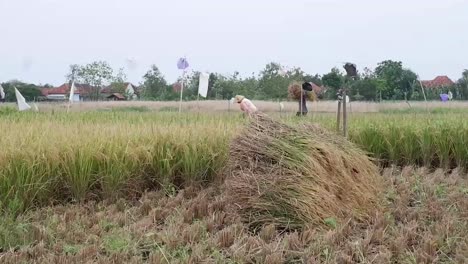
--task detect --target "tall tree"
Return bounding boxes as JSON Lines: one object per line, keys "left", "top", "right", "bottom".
{"left": 141, "top": 65, "right": 171, "bottom": 100}
{"left": 374, "top": 60, "right": 417, "bottom": 100}
{"left": 66, "top": 61, "right": 114, "bottom": 100}
{"left": 108, "top": 67, "right": 131, "bottom": 98}
{"left": 322, "top": 67, "right": 344, "bottom": 99}
{"left": 457, "top": 69, "right": 468, "bottom": 99}
{"left": 257, "top": 63, "right": 309, "bottom": 100}
{"left": 65, "top": 64, "right": 80, "bottom": 83}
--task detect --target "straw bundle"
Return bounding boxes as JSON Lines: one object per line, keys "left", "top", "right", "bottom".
{"left": 225, "top": 112, "right": 382, "bottom": 230}
{"left": 288, "top": 82, "right": 317, "bottom": 101}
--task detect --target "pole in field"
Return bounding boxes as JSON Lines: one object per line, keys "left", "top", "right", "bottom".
{"left": 177, "top": 57, "right": 189, "bottom": 113}
{"left": 342, "top": 62, "right": 357, "bottom": 138}
{"left": 336, "top": 92, "right": 342, "bottom": 132}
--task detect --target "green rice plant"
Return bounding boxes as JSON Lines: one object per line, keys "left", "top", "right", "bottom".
{"left": 419, "top": 127, "right": 436, "bottom": 168}
{"left": 399, "top": 127, "right": 421, "bottom": 165}
{"left": 435, "top": 125, "right": 454, "bottom": 169}
{"left": 145, "top": 138, "right": 180, "bottom": 190}
{"left": 95, "top": 142, "right": 142, "bottom": 200}
{"left": 59, "top": 147, "right": 99, "bottom": 201}
{"left": 0, "top": 155, "right": 57, "bottom": 214}
{"left": 449, "top": 123, "right": 468, "bottom": 169}
{"left": 384, "top": 124, "right": 403, "bottom": 165}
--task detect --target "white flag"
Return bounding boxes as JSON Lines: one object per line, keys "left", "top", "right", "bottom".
{"left": 198, "top": 72, "right": 209, "bottom": 98}
{"left": 14, "top": 87, "right": 31, "bottom": 111}
{"left": 0, "top": 84, "right": 5, "bottom": 99}
{"left": 69, "top": 82, "right": 76, "bottom": 103}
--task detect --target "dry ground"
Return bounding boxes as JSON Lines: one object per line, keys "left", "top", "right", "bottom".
{"left": 1, "top": 167, "right": 466, "bottom": 264}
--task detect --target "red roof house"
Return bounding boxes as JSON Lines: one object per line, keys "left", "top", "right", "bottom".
{"left": 421, "top": 76, "right": 455, "bottom": 89}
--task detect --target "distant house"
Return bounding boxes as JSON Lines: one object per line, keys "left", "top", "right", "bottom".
{"left": 421, "top": 76, "right": 455, "bottom": 89}
{"left": 107, "top": 93, "right": 126, "bottom": 101}
{"left": 40, "top": 83, "right": 94, "bottom": 101}
{"left": 102, "top": 83, "right": 139, "bottom": 100}
{"left": 41, "top": 82, "right": 138, "bottom": 101}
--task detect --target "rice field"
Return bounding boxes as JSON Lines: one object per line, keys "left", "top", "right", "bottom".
{"left": 0, "top": 103, "right": 467, "bottom": 263}
{"left": 0, "top": 105, "right": 468, "bottom": 213}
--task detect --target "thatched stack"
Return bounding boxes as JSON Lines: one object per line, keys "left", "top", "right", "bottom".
{"left": 225, "top": 112, "right": 382, "bottom": 230}
{"left": 288, "top": 82, "right": 317, "bottom": 101}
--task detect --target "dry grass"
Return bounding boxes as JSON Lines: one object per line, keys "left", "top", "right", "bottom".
{"left": 225, "top": 112, "right": 383, "bottom": 230}
{"left": 0, "top": 167, "right": 466, "bottom": 263}
{"left": 4, "top": 99, "right": 468, "bottom": 113}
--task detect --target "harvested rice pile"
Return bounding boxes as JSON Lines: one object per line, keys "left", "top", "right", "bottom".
{"left": 225, "top": 112, "right": 383, "bottom": 230}
{"left": 288, "top": 81, "right": 317, "bottom": 101}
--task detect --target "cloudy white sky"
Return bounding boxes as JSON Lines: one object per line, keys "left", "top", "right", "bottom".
{"left": 0, "top": 0, "right": 466, "bottom": 85}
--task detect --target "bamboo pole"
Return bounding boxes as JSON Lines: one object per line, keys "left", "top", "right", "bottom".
{"left": 336, "top": 100, "right": 341, "bottom": 132}
{"left": 343, "top": 90, "right": 348, "bottom": 138}
{"left": 178, "top": 71, "right": 185, "bottom": 113}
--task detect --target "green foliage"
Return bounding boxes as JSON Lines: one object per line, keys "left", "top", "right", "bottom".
{"left": 56, "top": 60, "right": 468, "bottom": 102}
{"left": 374, "top": 60, "right": 417, "bottom": 100}
{"left": 109, "top": 68, "right": 129, "bottom": 97}
{"left": 210, "top": 72, "right": 258, "bottom": 100}
{"left": 1, "top": 82, "right": 42, "bottom": 102}
{"left": 321, "top": 68, "right": 344, "bottom": 99}
{"left": 324, "top": 218, "right": 337, "bottom": 229}
{"left": 141, "top": 65, "right": 174, "bottom": 100}
{"left": 456, "top": 69, "right": 468, "bottom": 99}
{"left": 350, "top": 78, "right": 378, "bottom": 101}
{"left": 257, "top": 63, "right": 317, "bottom": 100}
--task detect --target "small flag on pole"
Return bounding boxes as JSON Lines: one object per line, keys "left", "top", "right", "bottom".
{"left": 69, "top": 82, "right": 76, "bottom": 103}
{"left": 0, "top": 84, "right": 5, "bottom": 100}
{"left": 198, "top": 72, "right": 209, "bottom": 98}
{"left": 14, "top": 87, "right": 31, "bottom": 111}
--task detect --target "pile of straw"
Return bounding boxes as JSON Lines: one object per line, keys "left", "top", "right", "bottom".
{"left": 288, "top": 82, "right": 317, "bottom": 101}
{"left": 225, "top": 112, "right": 382, "bottom": 230}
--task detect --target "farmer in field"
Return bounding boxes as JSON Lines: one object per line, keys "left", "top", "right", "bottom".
{"left": 235, "top": 95, "right": 257, "bottom": 114}
{"left": 297, "top": 82, "right": 313, "bottom": 116}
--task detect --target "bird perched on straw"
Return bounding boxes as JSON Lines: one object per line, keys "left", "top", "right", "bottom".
{"left": 235, "top": 95, "right": 257, "bottom": 114}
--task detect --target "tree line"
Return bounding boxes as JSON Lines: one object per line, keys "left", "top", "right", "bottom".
{"left": 2, "top": 60, "right": 468, "bottom": 102}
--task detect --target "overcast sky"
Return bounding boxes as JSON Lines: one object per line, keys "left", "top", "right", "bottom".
{"left": 0, "top": 0, "right": 466, "bottom": 86}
